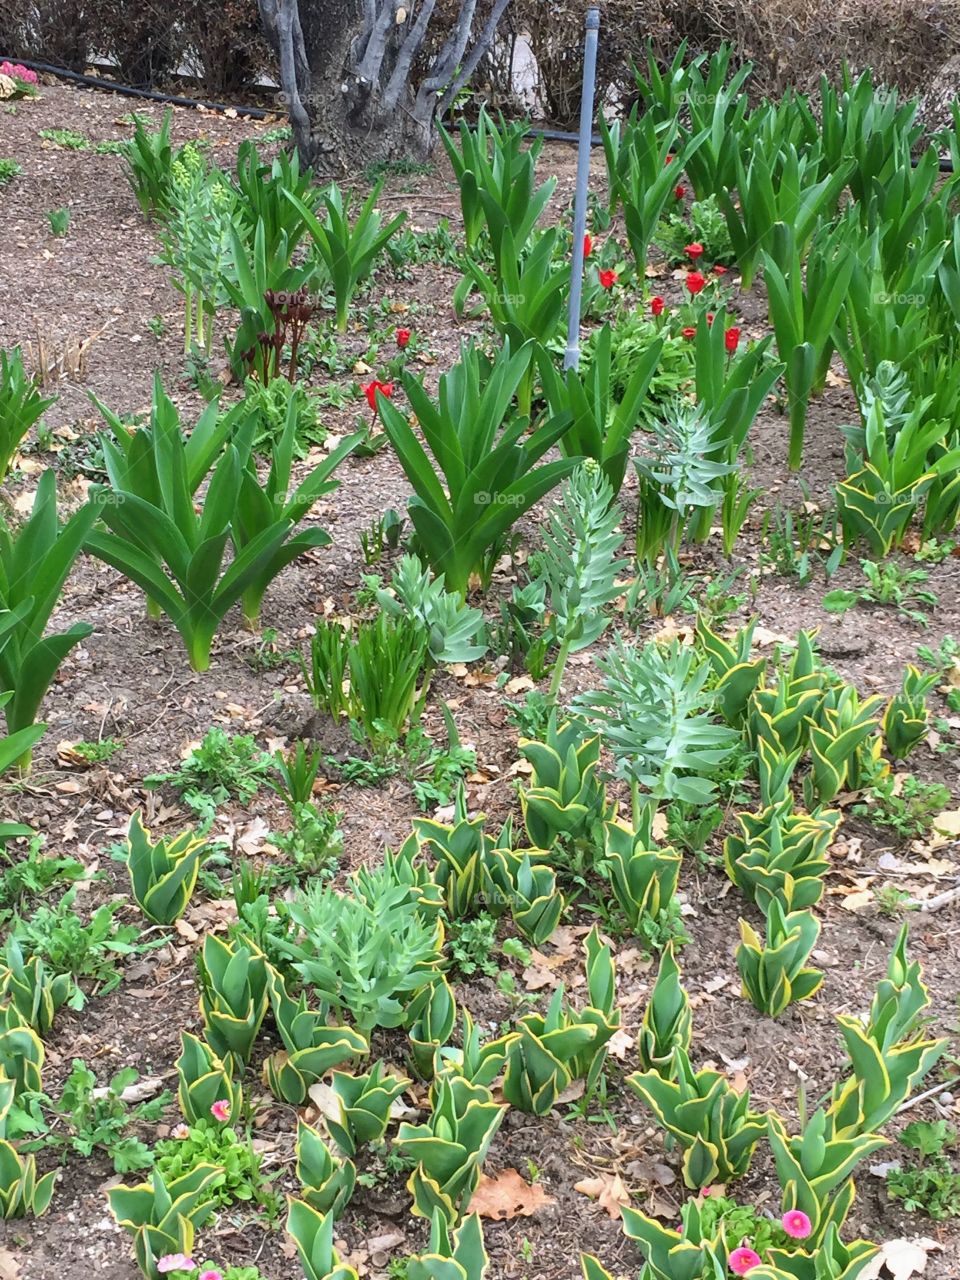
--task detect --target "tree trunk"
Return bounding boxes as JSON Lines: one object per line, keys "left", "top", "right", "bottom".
{"left": 259, "top": 0, "right": 509, "bottom": 171}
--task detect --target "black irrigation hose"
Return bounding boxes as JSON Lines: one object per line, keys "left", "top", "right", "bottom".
{"left": 0, "top": 57, "right": 275, "bottom": 118}
{"left": 3, "top": 55, "right": 953, "bottom": 166}
{"left": 4, "top": 55, "right": 596, "bottom": 141}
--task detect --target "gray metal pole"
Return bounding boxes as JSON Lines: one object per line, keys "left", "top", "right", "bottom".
{"left": 563, "top": 5, "right": 601, "bottom": 372}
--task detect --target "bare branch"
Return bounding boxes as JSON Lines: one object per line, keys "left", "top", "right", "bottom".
{"left": 383, "top": 0, "right": 438, "bottom": 111}
{"left": 291, "top": 2, "right": 311, "bottom": 80}
{"left": 418, "top": 0, "right": 477, "bottom": 98}
{"left": 904, "top": 880, "right": 960, "bottom": 913}
{"left": 352, "top": 0, "right": 379, "bottom": 66}
{"left": 434, "top": 0, "right": 510, "bottom": 118}
{"left": 261, "top": 0, "right": 312, "bottom": 151}
{"left": 355, "top": 0, "right": 396, "bottom": 84}
{"left": 257, "top": 0, "right": 281, "bottom": 52}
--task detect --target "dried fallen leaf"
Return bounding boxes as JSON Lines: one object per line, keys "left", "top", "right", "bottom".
{"left": 54, "top": 778, "right": 85, "bottom": 794}
{"left": 0, "top": 1247, "right": 21, "bottom": 1280}
{"left": 651, "top": 616, "right": 695, "bottom": 646}
{"left": 94, "top": 1077, "right": 164, "bottom": 1104}
{"left": 616, "top": 947, "right": 652, "bottom": 977}
{"left": 521, "top": 963, "right": 560, "bottom": 992}
{"left": 57, "top": 740, "right": 101, "bottom": 769}
{"left": 231, "top": 817, "right": 273, "bottom": 857}
{"left": 504, "top": 673, "right": 535, "bottom": 695}
{"left": 608, "top": 1027, "right": 635, "bottom": 1060}
{"left": 547, "top": 924, "right": 592, "bottom": 954}
{"left": 840, "top": 888, "right": 876, "bottom": 914}
{"left": 464, "top": 670, "right": 497, "bottom": 687}
{"left": 307, "top": 1080, "right": 341, "bottom": 1126}
{"left": 555, "top": 1078, "right": 586, "bottom": 1104}
{"left": 931, "top": 808, "right": 960, "bottom": 837}
{"left": 574, "top": 1172, "right": 632, "bottom": 1220}
{"left": 469, "top": 1168, "right": 554, "bottom": 1220}
{"left": 859, "top": 1237, "right": 943, "bottom": 1280}
{"left": 366, "top": 1231, "right": 405, "bottom": 1258}
{"left": 174, "top": 918, "right": 199, "bottom": 943}
{"left": 703, "top": 974, "right": 731, "bottom": 995}
{"left": 752, "top": 626, "right": 792, "bottom": 648}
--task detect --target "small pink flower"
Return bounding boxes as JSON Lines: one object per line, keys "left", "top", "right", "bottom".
{"left": 157, "top": 1257, "right": 194, "bottom": 1275}
{"left": 171, "top": 1122, "right": 190, "bottom": 1140}
{"left": 781, "top": 1209, "right": 812, "bottom": 1239}
{"left": 730, "top": 1247, "right": 762, "bottom": 1275}
{"left": 199, "top": 1271, "right": 224, "bottom": 1280}
{"left": 0, "top": 62, "right": 37, "bottom": 84}
{"left": 210, "top": 1099, "right": 231, "bottom": 1122}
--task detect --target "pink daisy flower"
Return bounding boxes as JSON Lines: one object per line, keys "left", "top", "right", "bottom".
{"left": 730, "top": 1247, "right": 762, "bottom": 1275}
{"left": 782, "top": 1209, "right": 812, "bottom": 1239}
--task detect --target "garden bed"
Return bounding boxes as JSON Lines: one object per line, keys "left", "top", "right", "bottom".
{"left": 0, "top": 79, "right": 957, "bottom": 1280}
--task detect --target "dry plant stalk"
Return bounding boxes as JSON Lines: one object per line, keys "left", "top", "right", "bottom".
{"left": 25, "top": 318, "right": 116, "bottom": 387}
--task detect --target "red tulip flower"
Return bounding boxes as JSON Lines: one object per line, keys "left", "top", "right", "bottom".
{"left": 395, "top": 327, "right": 411, "bottom": 349}
{"left": 685, "top": 271, "right": 706, "bottom": 295}
{"left": 685, "top": 242, "right": 704, "bottom": 262}
{"left": 598, "top": 269, "right": 618, "bottom": 290}
{"left": 713, "top": 264, "right": 729, "bottom": 276}
{"left": 583, "top": 233, "right": 593, "bottom": 258}
{"left": 725, "top": 327, "right": 741, "bottom": 353}
{"left": 681, "top": 326, "right": 697, "bottom": 340}
{"left": 651, "top": 296, "right": 666, "bottom": 317}
{"left": 363, "top": 379, "right": 394, "bottom": 414}
{"left": 665, "top": 153, "right": 674, "bottom": 165}
{"left": 707, "top": 313, "right": 715, "bottom": 326}
{"left": 674, "top": 184, "right": 686, "bottom": 199}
